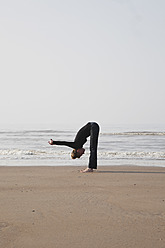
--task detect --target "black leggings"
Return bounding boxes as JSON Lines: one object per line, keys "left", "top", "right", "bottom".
{"left": 89, "top": 122, "right": 100, "bottom": 169}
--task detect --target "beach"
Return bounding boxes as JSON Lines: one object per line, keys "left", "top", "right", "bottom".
{"left": 0, "top": 166, "right": 165, "bottom": 248}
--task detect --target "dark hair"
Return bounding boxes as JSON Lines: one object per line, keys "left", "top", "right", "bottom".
{"left": 71, "top": 149, "right": 77, "bottom": 159}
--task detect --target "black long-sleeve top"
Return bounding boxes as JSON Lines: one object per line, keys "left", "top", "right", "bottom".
{"left": 53, "top": 122, "right": 91, "bottom": 149}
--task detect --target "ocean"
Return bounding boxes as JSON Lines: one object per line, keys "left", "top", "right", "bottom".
{"left": 0, "top": 123, "right": 165, "bottom": 167}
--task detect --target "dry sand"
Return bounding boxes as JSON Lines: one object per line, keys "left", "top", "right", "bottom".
{"left": 0, "top": 166, "right": 165, "bottom": 248}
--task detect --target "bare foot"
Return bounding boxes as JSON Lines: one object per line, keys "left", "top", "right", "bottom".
{"left": 80, "top": 168, "right": 93, "bottom": 173}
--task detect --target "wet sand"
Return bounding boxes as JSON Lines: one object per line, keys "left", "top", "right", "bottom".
{"left": 0, "top": 166, "right": 165, "bottom": 248}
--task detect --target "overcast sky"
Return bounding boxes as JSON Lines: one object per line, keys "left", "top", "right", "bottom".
{"left": 1, "top": 0, "right": 165, "bottom": 128}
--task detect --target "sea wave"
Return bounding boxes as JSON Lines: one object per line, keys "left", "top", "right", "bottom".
{"left": 0, "top": 130, "right": 73, "bottom": 134}
{"left": 0, "top": 149, "right": 70, "bottom": 160}
{"left": 101, "top": 132, "right": 165, "bottom": 136}
{"left": 0, "top": 149, "right": 165, "bottom": 161}
{"left": 99, "top": 151, "right": 165, "bottom": 160}
{"left": 1, "top": 130, "right": 165, "bottom": 136}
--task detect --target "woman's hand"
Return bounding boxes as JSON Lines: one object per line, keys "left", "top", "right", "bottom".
{"left": 48, "top": 139, "right": 54, "bottom": 145}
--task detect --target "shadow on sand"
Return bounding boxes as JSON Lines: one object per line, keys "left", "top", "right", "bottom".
{"left": 96, "top": 170, "right": 165, "bottom": 174}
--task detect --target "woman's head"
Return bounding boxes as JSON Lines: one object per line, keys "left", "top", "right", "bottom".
{"left": 71, "top": 148, "right": 85, "bottom": 159}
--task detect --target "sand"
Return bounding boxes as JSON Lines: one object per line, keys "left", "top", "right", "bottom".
{"left": 0, "top": 165, "right": 165, "bottom": 248}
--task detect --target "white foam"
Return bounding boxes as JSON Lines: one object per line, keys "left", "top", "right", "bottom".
{"left": 101, "top": 132, "right": 165, "bottom": 136}
{"left": 98, "top": 151, "right": 165, "bottom": 160}
{"left": 0, "top": 149, "right": 165, "bottom": 161}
